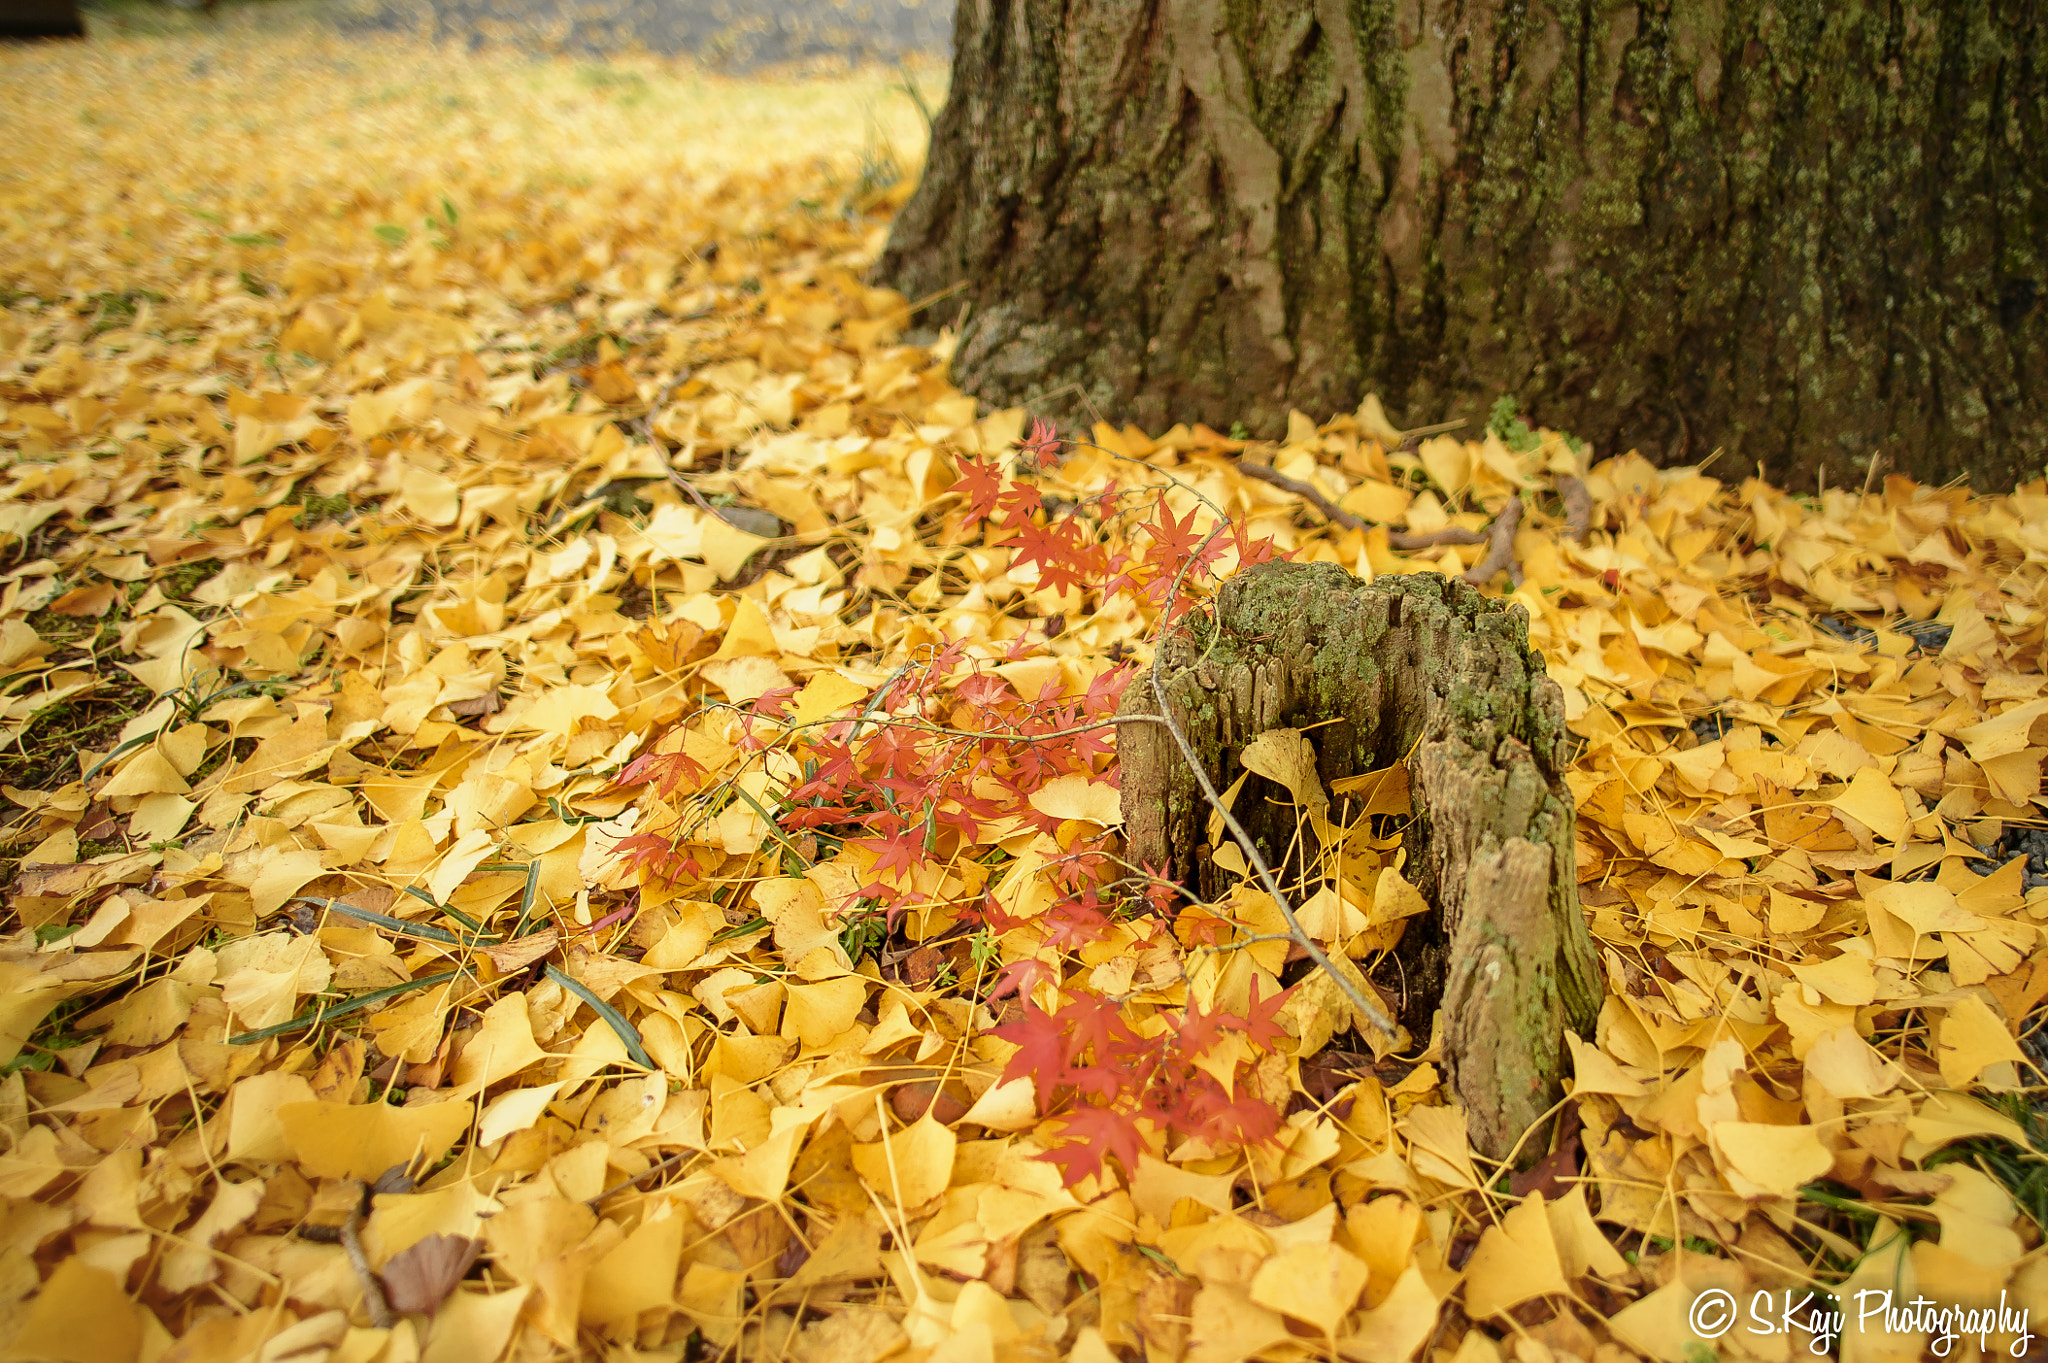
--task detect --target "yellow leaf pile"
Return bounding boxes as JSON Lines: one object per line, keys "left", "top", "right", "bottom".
{"left": 3, "top": 18, "right": 2048, "bottom": 1363}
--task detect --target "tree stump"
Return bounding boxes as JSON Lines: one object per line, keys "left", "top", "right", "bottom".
{"left": 1119, "top": 561, "right": 1601, "bottom": 1159}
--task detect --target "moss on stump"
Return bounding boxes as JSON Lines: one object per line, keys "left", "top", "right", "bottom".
{"left": 1119, "top": 561, "right": 1601, "bottom": 1159}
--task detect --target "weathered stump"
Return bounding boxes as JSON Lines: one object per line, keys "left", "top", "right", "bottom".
{"left": 1119, "top": 561, "right": 1601, "bottom": 1159}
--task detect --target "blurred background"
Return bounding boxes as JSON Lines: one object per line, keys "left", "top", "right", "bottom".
{"left": 17, "top": 0, "right": 952, "bottom": 68}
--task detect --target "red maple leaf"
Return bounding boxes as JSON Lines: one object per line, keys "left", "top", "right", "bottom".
{"left": 1008, "top": 516, "right": 1104, "bottom": 597}
{"left": 1176, "top": 1071, "right": 1284, "bottom": 1146}
{"left": 749, "top": 685, "right": 799, "bottom": 721}
{"left": 1143, "top": 500, "right": 1208, "bottom": 565}
{"left": 1176, "top": 1000, "right": 1230, "bottom": 1060}
{"left": 1236, "top": 977, "right": 1292, "bottom": 1050}
{"left": 984, "top": 956, "right": 1055, "bottom": 1005}
{"left": 853, "top": 820, "right": 924, "bottom": 882}
{"left": 1015, "top": 416, "right": 1062, "bottom": 471}
{"left": 613, "top": 830, "right": 691, "bottom": 884}
{"left": 956, "top": 456, "right": 1006, "bottom": 527}
{"left": 1232, "top": 519, "right": 1285, "bottom": 569}
{"left": 994, "top": 478, "right": 1043, "bottom": 527}
{"left": 1037, "top": 899, "right": 1106, "bottom": 953}
{"left": 1040, "top": 1105, "right": 1147, "bottom": 1188}
{"left": 991, "top": 998, "right": 1071, "bottom": 1103}
{"left": 614, "top": 749, "right": 708, "bottom": 797}
{"left": 1060, "top": 993, "right": 1143, "bottom": 1065}
{"left": 1081, "top": 663, "right": 1134, "bottom": 717}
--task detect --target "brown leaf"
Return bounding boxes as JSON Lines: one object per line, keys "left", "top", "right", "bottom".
{"left": 902, "top": 945, "right": 949, "bottom": 988}
{"left": 48, "top": 582, "right": 119, "bottom": 617}
{"left": 1015, "top": 1223, "right": 1071, "bottom": 1316}
{"left": 1508, "top": 1107, "right": 1583, "bottom": 1202}
{"left": 889, "top": 1078, "right": 967, "bottom": 1126}
{"left": 379, "top": 1233, "right": 480, "bottom": 1317}
{"left": 481, "top": 927, "right": 557, "bottom": 975}
{"left": 308, "top": 1037, "right": 365, "bottom": 1103}
{"left": 982, "top": 1233, "right": 1019, "bottom": 1296}
{"left": 724, "top": 1203, "right": 792, "bottom": 1283}
{"left": 402, "top": 1029, "right": 453, "bottom": 1090}
{"left": 1134, "top": 1271, "right": 1195, "bottom": 1360}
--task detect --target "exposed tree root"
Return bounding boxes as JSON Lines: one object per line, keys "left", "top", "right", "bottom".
{"left": 1463, "top": 496, "right": 1524, "bottom": 588}
{"left": 1236, "top": 458, "right": 1370, "bottom": 533}
{"left": 1388, "top": 525, "right": 1489, "bottom": 550}
{"left": 1558, "top": 474, "right": 1591, "bottom": 540}
{"left": 1238, "top": 456, "right": 1603, "bottom": 593}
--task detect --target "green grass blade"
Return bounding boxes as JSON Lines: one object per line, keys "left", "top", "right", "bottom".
{"left": 400, "top": 885, "right": 488, "bottom": 936}
{"left": 510, "top": 860, "right": 542, "bottom": 940}
{"left": 81, "top": 729, "right": 160, "bottom": 784}
{"left": 305, "top": 896, "right": 463, "bottom": 946}
{"left": 227, "top": 968, "right": 462, "bottom": 1045}
{"left": 711, "top": 916, "right": 769, "bottom": 944}
{"left": 545, "top": 796, "right": 608, "bottom": 825}
{"left": 730, "top": 784, "right": 811, "bottom": 869}
{"left": 544, "top": 964, "right": 653, "bottom": 1069}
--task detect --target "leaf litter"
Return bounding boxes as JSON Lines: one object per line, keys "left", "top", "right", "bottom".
{"left": 4, "top": 19, "right": 2048, "bottom": 1363}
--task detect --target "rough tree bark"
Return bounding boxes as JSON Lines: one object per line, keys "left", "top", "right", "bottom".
{"left": 876, "top": 0, "right": 2046, "bottom": 492}
{"left": 1119, "top": 562, "right": 1600, "bottom": 1160}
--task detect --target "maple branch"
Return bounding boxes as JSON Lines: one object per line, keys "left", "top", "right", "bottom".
{"left": 1462, "top": 495, "right": 1524, "bottom": 588}
{"left": 1144, "top": 669, "right": 1396, "bottom": 1038}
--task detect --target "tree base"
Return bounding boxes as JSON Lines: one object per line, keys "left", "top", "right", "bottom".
{"left": 1119, "top": 562, "right": 1601, "bottom": 1160}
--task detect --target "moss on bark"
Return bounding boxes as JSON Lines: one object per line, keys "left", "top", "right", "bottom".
{"left": 878, "top": 0, "right": 2046, "bottom": 491}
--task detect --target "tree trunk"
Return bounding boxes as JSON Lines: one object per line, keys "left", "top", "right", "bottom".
{"left": 876, "top": 0, "right": 2047, "bottom": 492}
{"left": 1118, "top": 562, "right": 1600, "bottom": 1160}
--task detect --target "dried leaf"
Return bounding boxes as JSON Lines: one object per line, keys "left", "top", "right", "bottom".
{"left": 381, "top": 1233, "right": 482, "bottom": 1317}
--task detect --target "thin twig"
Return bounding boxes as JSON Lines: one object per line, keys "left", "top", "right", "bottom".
{"left": 635, "top": 370, "right": 690, "bottom": 456}
{"left": 846, "top": 662, "right": 914, "bottom": 742}
{"left": 341, "top": 1184, "right": 394, "bottom": 1329}
{"left": 635, "top": 369, "right": 759, "bottom": 532}
{"left": 590, "top": 1150, "right": 696, "bottom": 1206}
{"left": 1394, "top": 416, "right": 1470, "bottom": 444}
{"left": 1143, "top": 669, "right": 1396, "bottom": 1038}
{"left": 1463, "top": 496, "right": 1524, "bottom": 588}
